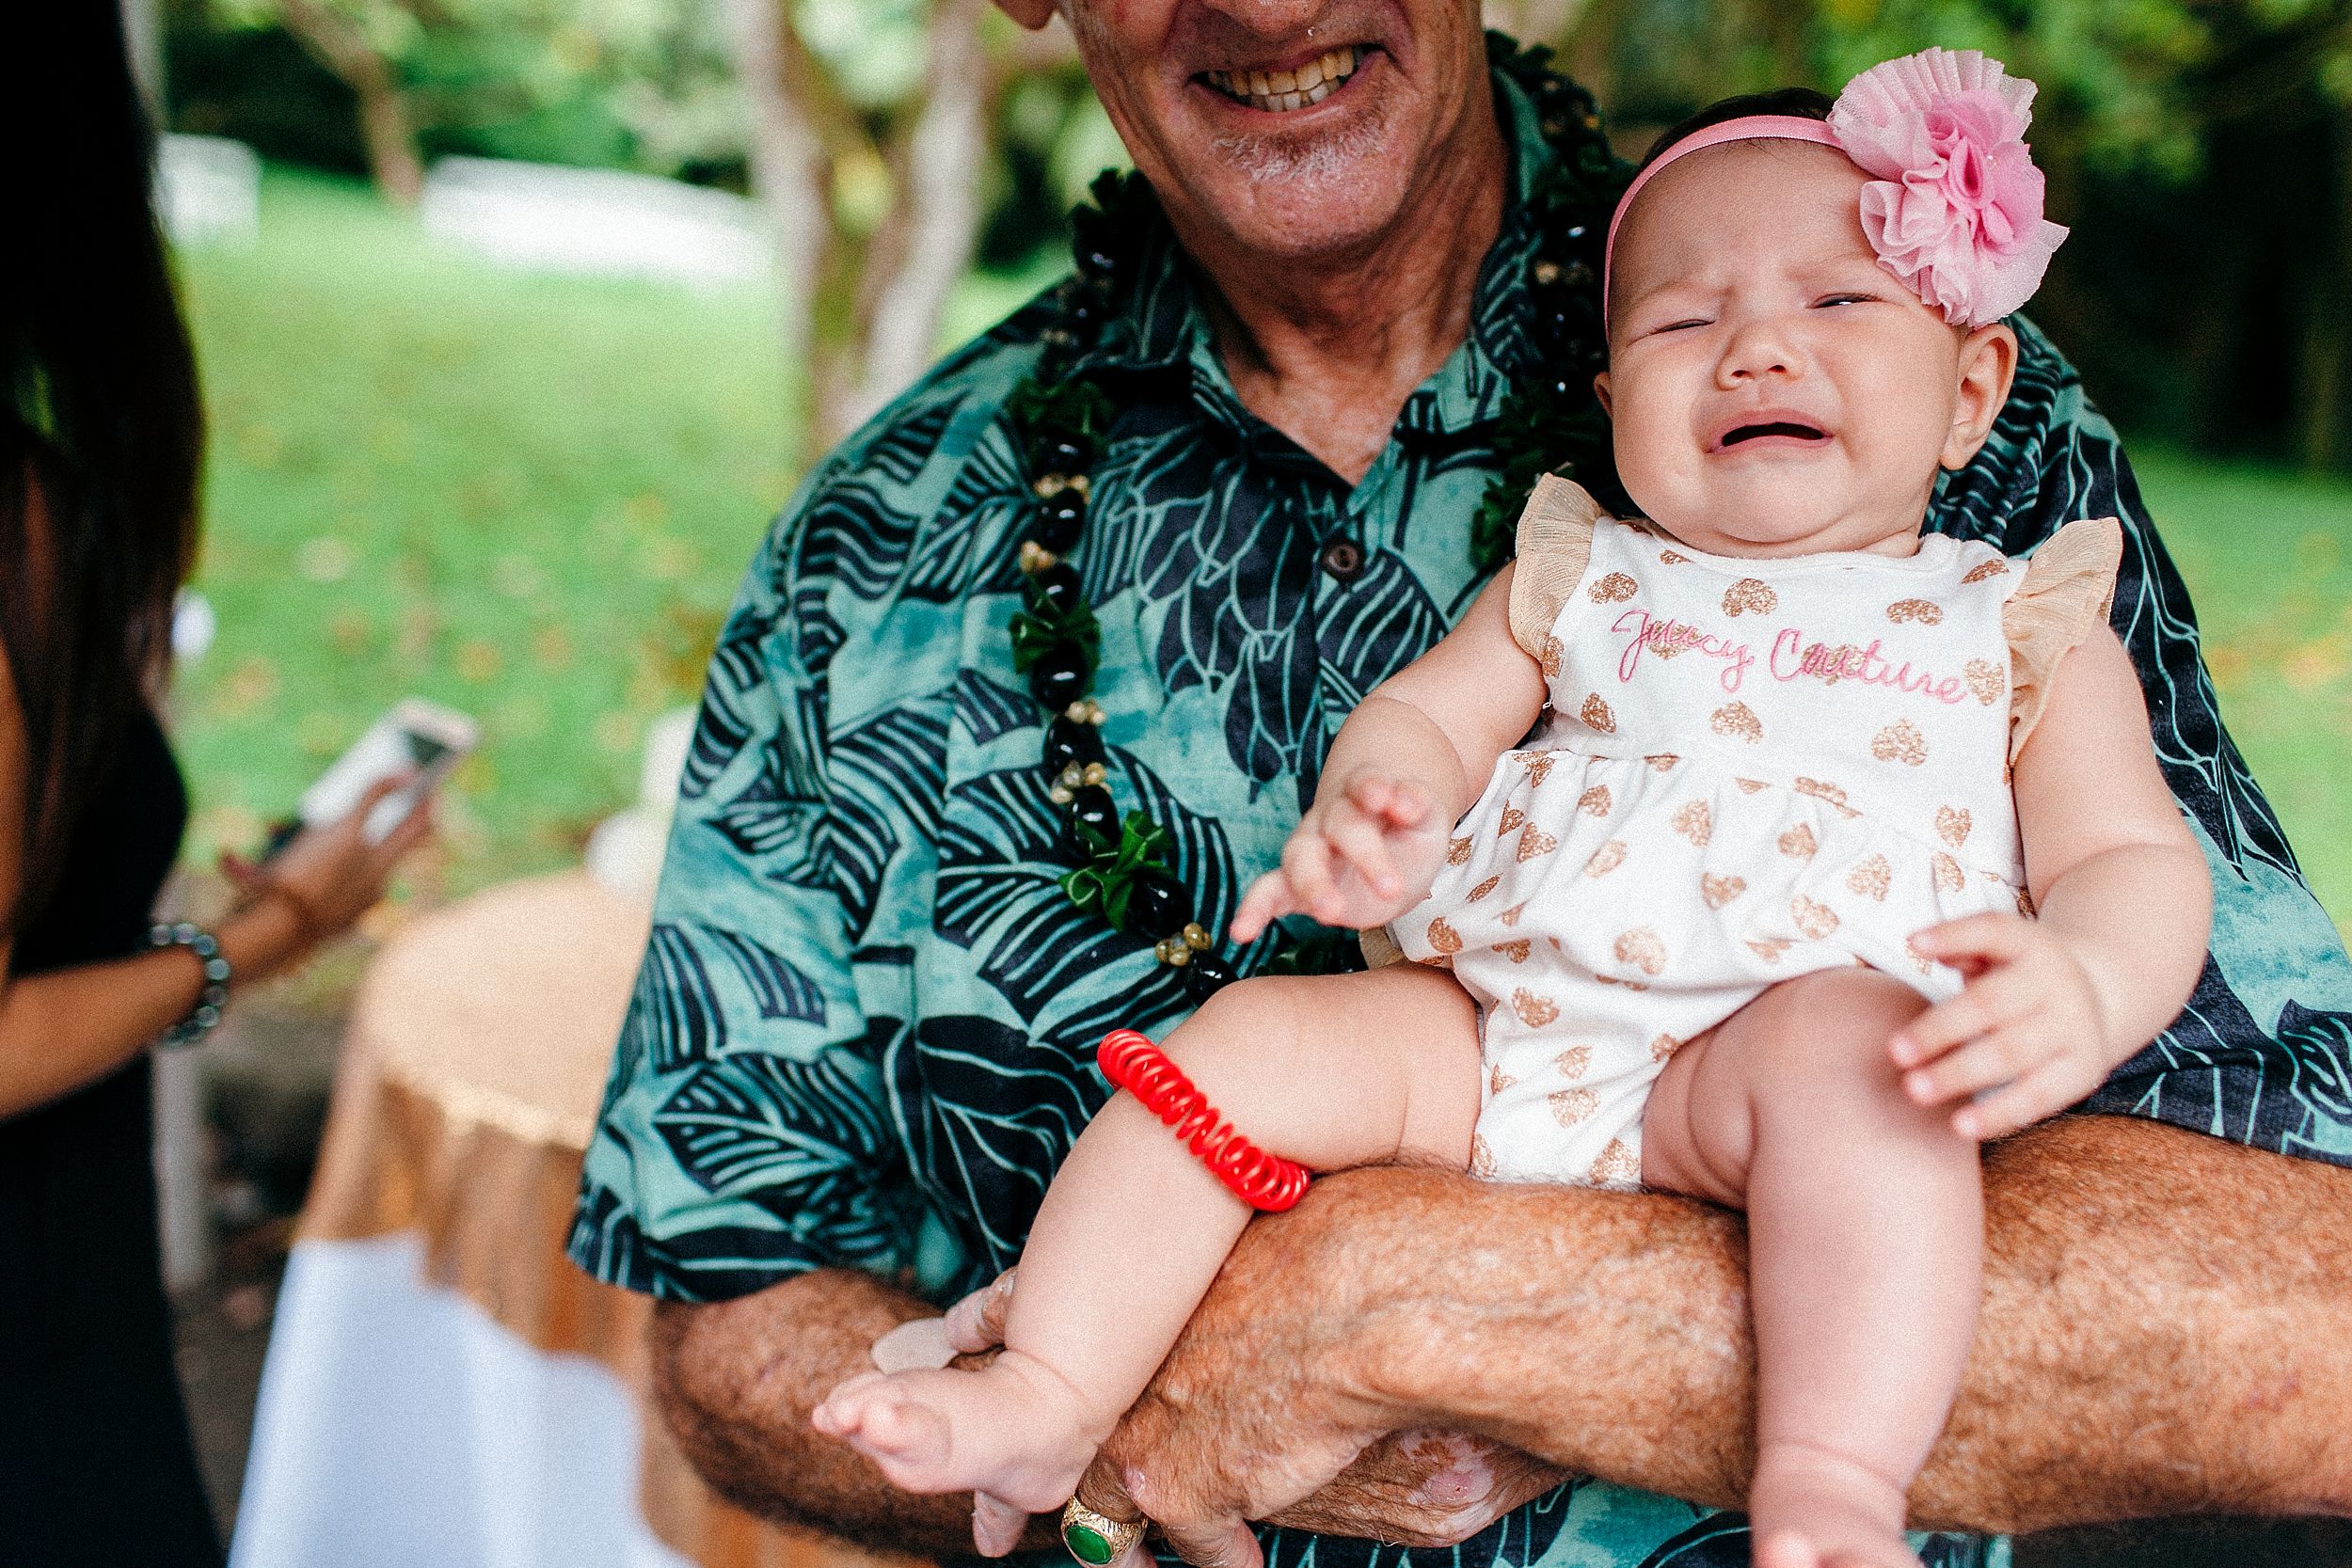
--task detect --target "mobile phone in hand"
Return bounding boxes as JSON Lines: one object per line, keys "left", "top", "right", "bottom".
{"left": 294, "top": 699, "right": 479, "bottom": 846}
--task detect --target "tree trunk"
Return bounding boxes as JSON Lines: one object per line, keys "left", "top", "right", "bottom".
{"left": 2298, "top": 105, "right": 2351, "bottom": 470}
{"left": 722, "top": 0, "right": 834, "bottom": 453}
{"left": 836, "top": 0, "right": 992, "bottom": 437}
{"left": 279, "top": 0, "right": 424, "bottom": 205}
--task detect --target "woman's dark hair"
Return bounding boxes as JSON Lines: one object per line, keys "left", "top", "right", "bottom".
{"left": 0, "top": 8, "right": 204, "bottom": 926}
{"left": 1639, "top": 87, "right": 1835, "bottom": 170}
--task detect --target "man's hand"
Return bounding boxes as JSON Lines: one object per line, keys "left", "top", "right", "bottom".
{"left": 1892, "top": 912, "right": 2115, "bottom": 1141}
{"left": 1231, "top": 772, "right": 1451, "bottom": 941}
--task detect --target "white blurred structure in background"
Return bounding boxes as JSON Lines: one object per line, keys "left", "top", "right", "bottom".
{"left": 421, "top": 159, "right": 770, "bottom": 291}
{"left": 157, "top": 134, "right": 262, "bottom": 248}
{"left": 584, "top": 708, "right": 697, "bottom": 905}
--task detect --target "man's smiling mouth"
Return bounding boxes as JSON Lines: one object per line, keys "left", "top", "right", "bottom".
{"left": 1201, "top": 46, "right": 1363, "bottom": 113}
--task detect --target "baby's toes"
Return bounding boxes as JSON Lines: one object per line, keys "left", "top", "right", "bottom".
{"left": 846, "top": 1384, "right": 955, "bottom": 1474}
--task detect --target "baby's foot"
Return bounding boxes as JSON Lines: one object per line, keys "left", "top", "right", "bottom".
{"left": 1749, "top": 1443, "right": 1922, "bottom": 1568}
{"left": 812, "top": 1351, "right": 1106, "bottom": 1518}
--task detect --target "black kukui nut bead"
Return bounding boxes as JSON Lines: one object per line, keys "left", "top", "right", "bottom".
{"left": 1028, "top": 646, "right": 1091, "bottom": 710}
{"left": 1065, "top": 785, "right": 1119, "bottom": 850}
{"left": 1031, "top": 436, "right": 1089, "bottom": 476}
{"left": 1128, "top": 874, "right": 1190, "bottom": 940}
{"left": 1030, "top": 490, "right": 1087, "bottom": 553}
{"left": 1182, "top": 950, "right": 1236, "bottom": 1000}
{"left": 1028, "top": 561, "right": 1084, "bottom": 614}
{"left": 1043, "top": 714, "right": 1106, "bottom": 775}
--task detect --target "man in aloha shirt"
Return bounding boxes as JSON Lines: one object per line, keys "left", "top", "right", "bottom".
{"left": 572, "top": 7, "right": 2352, "bottom": 1565}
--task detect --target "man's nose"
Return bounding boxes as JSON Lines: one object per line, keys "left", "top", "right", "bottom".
{"left": 1189, "top": 0, "right": 1336, "bottom": 44}
{"left": 1715, "top": 317, "right": 1806, "bottom": 388}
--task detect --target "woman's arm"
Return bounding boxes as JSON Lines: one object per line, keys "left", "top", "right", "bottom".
{"left": 0, "top": 641, "right": 433, "bottom": 1121}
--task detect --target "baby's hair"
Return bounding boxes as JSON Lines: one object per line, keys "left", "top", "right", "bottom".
{"left": 1636, "top": 87, "right": 1833, "bottom": 171}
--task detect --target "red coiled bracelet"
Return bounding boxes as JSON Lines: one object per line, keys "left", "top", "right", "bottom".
{"left": 1097, "top": 1029, "right": 1311, "bottom": 1212}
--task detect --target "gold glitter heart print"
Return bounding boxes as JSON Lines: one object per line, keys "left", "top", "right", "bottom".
{"left": 1549, "top": 1086, "right": 1599, "bottom": 1126}
{"left": 1710, "top": 702, "right": 1763, "bottom": 742}
{"left": 1722, "top": 578, "right": 1778, "bottom": 616}
{"left": 1885, "top": 597, "right": 1945, "bottom": 625}
{"left": 1613, "top": 927, "right": 1668, "bottom": 976}
{"left": 1871, "top": 719, "right": 1928, "bottom": 766}
{"left": 1588, "top": 571, "right": 1638, "bottom": 603}
{"left": 1790, "top": 895, "right": 1841, "bottom": 939}
{"left": 1579, "top": 693, "right": 1617, "bottom": 734}
{"left": 1845, "top": 854, "right": 1892, "bottom": 901}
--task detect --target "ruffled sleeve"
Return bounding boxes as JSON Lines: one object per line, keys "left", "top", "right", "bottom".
{"left": 1507, "top": 476, "right": 1604, "bottom": 664}
{"left": 2001, "top": 515, "right": 2123, "bottom": 762}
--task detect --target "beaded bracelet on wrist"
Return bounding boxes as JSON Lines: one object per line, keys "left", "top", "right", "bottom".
{"left": 1005, "top": 33, "right": 1630, "bottom": 1005}
{"left": 149, "top": 921, "right": 232, "bottom": 1049}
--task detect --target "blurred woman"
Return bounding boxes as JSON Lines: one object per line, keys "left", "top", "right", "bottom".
{"left": 0, "top": 9, "right": 436, "bottom": 1561}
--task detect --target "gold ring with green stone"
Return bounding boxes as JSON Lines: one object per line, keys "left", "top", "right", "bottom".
{"left": 1059, "top": 1497, "right": 1142, "bottom": 1564}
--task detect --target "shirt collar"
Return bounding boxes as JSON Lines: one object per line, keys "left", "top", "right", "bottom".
{"left": 1066, "top": 56, "right": 1553, "bottom": 442}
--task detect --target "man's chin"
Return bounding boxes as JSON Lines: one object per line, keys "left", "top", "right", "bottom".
{"left": 1170, "top": 97, "right": 1417, "bottom": 262}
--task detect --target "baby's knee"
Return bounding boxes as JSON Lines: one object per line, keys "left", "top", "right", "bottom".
{"left": 1157, "top": 975, "right": 1309, "bottom": 1091}
{"left": 1741, "top": 968, "right": 1929, "bottom": 1096}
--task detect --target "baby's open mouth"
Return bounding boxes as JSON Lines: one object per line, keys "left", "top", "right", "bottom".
{"left": 1720, "top": 421, "right": 1829, "bottom": 448}
{"left": 1201, "top": 46, "right": 1363, "bottom": 113}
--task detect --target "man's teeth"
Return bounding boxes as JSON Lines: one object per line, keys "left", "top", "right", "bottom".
{"left": 1206, "top": 46, "right": 1359, "bottom": 112}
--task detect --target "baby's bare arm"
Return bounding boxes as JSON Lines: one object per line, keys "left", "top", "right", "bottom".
{"left": 1895, "top": 626, "right": 2211, "bottom": 1136}
{"left": 2007, "top": 624, "right": 2210, "bottom": 1042}
{"left": 1234, "top": 569, "right": 1548, "bottom": 937}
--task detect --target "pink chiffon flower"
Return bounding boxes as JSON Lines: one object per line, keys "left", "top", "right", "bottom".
{"left": 1828, "top": 48, "right": 2069, "bottom": 327}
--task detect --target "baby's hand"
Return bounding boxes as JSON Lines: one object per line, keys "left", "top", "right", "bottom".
{"left": 1888, "top": 912, "right": 2113, "bottom": 1141}
{"left": 1231, "top": 772, "right": 1449, "bottom": 942}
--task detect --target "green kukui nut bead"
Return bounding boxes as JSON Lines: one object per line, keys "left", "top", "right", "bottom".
{"left": 1065, "top": 1523, "right": 1114, "bottom": 1564}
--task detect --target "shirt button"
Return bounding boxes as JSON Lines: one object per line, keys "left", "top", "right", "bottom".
{"left": 1320, "top": 539, "right": 1363, "bottom": 580}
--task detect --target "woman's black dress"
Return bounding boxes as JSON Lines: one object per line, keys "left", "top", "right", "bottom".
{"left": 0, "top": 710, "right": 223, "bottom": 1565}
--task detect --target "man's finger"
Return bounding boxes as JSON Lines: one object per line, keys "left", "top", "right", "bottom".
{"left": 944, "top": 1268, "right": 1015, "bottom": 1354}
{"left": 972, "top": 1493, "right": 1030, "bottom": 1558}
{"left": 1157, "top": 1515, "right": 1263, "bottom": 1568}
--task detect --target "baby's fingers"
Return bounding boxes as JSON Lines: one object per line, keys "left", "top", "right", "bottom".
{"left": 1346, "top": 773, "right": 1432, "bottom": 830}
{"left": 1888, "top": 970, "right": 2034, "bottom": 1069}
{"left": 1900, "top": 1022, "right": 2047, "bottom": 1108}
{"left": 1323, "top": 809, "right": 1402, "bottom": 901}
{"left": 1230, "top": 871, "right": 1298, "bottom": 943}
{"left": 1950, "top": 1057, "right": 2098, "bottom": 1142}
{"left": 1281, "top": 827, "right": 1343, "bottom": 921}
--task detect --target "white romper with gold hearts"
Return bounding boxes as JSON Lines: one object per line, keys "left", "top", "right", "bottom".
{"left": 1385, "top": 478, "right": 2122, "bottom": 1189}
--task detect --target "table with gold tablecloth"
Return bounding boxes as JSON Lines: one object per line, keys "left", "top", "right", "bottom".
{"left": 230, "top": 872, "right": 925, "bottom": 1568}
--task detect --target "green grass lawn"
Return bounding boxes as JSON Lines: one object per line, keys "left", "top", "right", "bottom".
{"left": 174, "top": 170, "right": 2352, "bottom": 931}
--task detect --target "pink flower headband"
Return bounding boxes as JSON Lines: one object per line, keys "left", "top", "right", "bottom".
{"left": 1602, "top": 48, "right": 2070, "bottom": 331}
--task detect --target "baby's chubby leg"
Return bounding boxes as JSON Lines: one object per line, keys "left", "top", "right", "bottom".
{"left": 1641, "top": 968, "right": 1979, "bottom": 1568}
{"left": 812, "top": 963, "right": 1482, "bottom": 1551}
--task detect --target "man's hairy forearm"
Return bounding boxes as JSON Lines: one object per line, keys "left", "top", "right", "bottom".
{"left": 1323, "top": 1116, "right": 2352, "bottom": 1532}
{"left": 649, "top": 1269, "right": 1036, "bottom": 1557}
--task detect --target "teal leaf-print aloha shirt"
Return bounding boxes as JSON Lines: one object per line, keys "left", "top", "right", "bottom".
{"left": 572, "top": 61, "right": 2352, "bottom": 1568}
